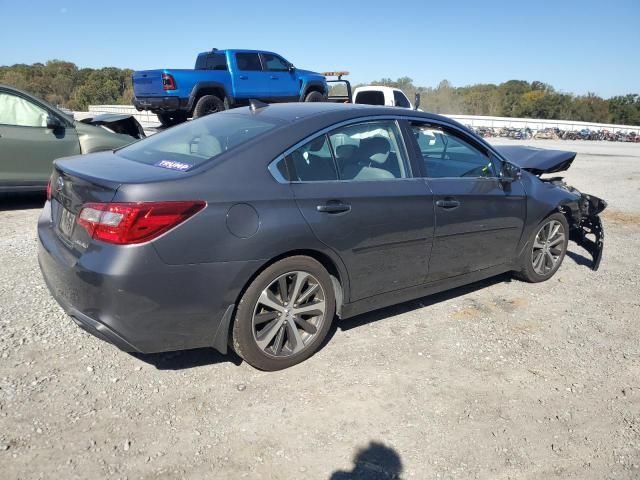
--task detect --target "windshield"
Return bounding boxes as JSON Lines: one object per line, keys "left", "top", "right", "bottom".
{"left": 118, "top": 113, "right": 282, "bottom": 171}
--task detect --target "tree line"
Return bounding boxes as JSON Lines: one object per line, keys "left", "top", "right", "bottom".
{"left": 363, "top": 77, "right": 640, "bottom": 126}
{"left": 1, "top": 60, "right": 639, "bottom": 125}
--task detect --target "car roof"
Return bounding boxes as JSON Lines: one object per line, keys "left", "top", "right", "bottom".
{"left": 224, "top": 102, "right": 451, "bottom": 125}
{"left": 353, "top": 86, "right": 404, "bottom": 93}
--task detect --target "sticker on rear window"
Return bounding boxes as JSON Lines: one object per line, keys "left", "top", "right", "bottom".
{"left": 154, "top": 160, "right": 193, "bottom": 171}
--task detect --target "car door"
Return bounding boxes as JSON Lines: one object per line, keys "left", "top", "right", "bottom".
{"left": 232, "top": 52, "right": 270, "bottom": 99}
{"left": 284, "top": 119, "right": 435, "bottom": 301}
{"left": 261, "top": 53, "right": 298, "bottom": 100}
{"left": 406, "top": 120, "right": 526, "bottom": 281}
{"left": 0, "top": 90, "right": 79, "bottom": 188}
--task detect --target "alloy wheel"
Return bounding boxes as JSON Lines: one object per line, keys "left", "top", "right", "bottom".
{"left": 251, "top": 271, "right": 326, "bottom": 358}
{"left": 531, "top": 219, "right": 566, "bottom": 276}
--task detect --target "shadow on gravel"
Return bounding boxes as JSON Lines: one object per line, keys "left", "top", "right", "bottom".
{"left": 566, "top": 250, "right": 596, "bottom": 268}
{"left": 130, "top": 347, "right": 243, "bottom": 370}
{"left": 330, "top": 441, "right": 403, "bottom": 479}
{"left": 0, "top": 192, "right": 46, "bottom": 211}
{"left": 336, "top": 273, "right": 512, "bottom": 335}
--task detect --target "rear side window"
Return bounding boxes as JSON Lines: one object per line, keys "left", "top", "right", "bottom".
{"left": 285, "top": 135, "right": 338, "bottom": 182}
{"left": 118, "top": 113, "right": 281, "bottom": 170}
{"left": 196, "top": 53, "right": 228, "bottom": 71}
{"left": 393, "top": 90, "right": 411, "bottom": 108}
{"left": 236, "top": 53, "right": 262, "bottom": 71}
{"left": 354, "top": 90, "right": 385, "bottom": 106}
{"left": 328, "top": 120, "right": 410, "bottom": 180}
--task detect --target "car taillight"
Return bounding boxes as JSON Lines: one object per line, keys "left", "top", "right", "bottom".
{"left": 77, "top": 201, "right": 205, "bottom": 245}
{"left": 46, "top": 176, "right": 53, "bottom": 201}
{"left": 162, "top": 73, "right": 177, "bottom": 91}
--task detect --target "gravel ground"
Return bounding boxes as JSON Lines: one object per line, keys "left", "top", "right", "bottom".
{"left": 1, "top": 140, "right": 639, "bottom": 479}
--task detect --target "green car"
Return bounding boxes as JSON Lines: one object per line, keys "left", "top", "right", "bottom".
{"left": 0, "top": 84, "right": 145, "bottom": 193}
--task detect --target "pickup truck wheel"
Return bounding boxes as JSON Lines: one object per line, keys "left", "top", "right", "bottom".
{"left": 304, "top": 91, "right": 325, "bottom": 102}
{"left": 193, "top": 95, "right": 226, "bottom": 118}
{"left": 157, "top": 112, "right": 187, "bottom": 127}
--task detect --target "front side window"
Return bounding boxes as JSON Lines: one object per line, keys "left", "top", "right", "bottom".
{"left": 235, "top": 53, "right": 262, "bottom": 71}
{"left": 328, "top": 120, "right": 410, "bottom": 181}
{"left": 118, "top": 113, "right": 281, "bottom": 169}
{"left": 393, "top": 90, "right": 411, "bottom": 108}
{"left": 262, "top": 54, "right": 289, "bottom": 72}
{"left": 412, "top": 124, "right": 495, "bottom": 178}
{"left": 0, "top": 92, "right": 48, "bottom": 127}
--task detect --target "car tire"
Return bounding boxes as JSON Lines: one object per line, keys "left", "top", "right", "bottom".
{"left": 157, "top": 112, "right": 187, "bottom": 127}
{"left": 193, "top": 95, "right": 226, "bottom": 118}
{"left": 232, "top": 256, "right": 336, "bottom": 371}
{"left": 304, "top": 91, "right": 325, "bottom": 102}
{"left": 515, "top": 212, "right": 569, "bottom": 283}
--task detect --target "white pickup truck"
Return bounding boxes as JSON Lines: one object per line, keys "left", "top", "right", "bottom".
{"left": 324, "top": 72, "right": 420, "bottom": 110}
{"left": 352, "top": 86, "right": 414, "bottom": 109}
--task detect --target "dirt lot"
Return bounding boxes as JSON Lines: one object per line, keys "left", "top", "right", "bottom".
{"left": 1, "top": 140, "right": 639, "bottom": 479}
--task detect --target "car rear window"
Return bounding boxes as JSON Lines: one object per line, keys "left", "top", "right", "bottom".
{"left": 117, "top": 113, "right": 282, "bottom": 170}
{"left": 354, "top": 90, "right": 385, "bottom": 106}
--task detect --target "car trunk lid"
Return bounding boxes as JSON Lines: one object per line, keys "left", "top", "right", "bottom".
{"left": 50, "top": 151, "right": 190, "bottom": 253}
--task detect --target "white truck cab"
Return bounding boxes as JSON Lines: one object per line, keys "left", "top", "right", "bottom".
{"left": 352, "top": 86, "right": 413, "bottom": 109}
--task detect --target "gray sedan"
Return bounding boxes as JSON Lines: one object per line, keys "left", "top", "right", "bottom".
{"left": 38, "top": 103, "right": 605, "bottom": 370}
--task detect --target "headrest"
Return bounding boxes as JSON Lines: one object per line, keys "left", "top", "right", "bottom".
{"left": 335, "top": 144, "right": 357, "bottom": 159}
{"left": 360, "top": 136, "right": 390, "bottom": 164}
{"left": 198, "top": 135, "right": 222, "bottom": 158}
{"left": 308, "top": 136, "right": 326, "bottom": 152}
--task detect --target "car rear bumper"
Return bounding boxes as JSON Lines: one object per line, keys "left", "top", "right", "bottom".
{"left": 133, "top": 96, "right": 189, "bottom": 113}
{"left": 37, "top": 202, "right": 261, "bottom": 354}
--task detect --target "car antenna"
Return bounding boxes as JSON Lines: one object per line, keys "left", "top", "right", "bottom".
{"left": 249, "top": 99, "right": 269, "bottom": 113}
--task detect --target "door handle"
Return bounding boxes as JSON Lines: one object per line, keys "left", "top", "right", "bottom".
{"left": 270, "top": 76, "right": 278, "bottom": 80}
{"left": 239, "top": 75, "right": 248, "bottom": 80}
{"left": 316, "top": 202, "right": 351, "bottom": 214}
{"left": 436, "top": 198, "right": 460, "bottom": 209}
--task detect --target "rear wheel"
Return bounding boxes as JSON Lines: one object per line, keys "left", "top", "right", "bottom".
{"left": 232, "top": 256, "right": 335, "bottom": 371}
{"left": 304, "top": 90, "right": 325, "bottom": 102}
{"left": 515, "top": 212, "right": 569, "bottom": 282}
{"left": 156, "top": 112, "right": 187, "bottom": 128}
{"left": 193, "top": 94, "right": 226, "bottom": 118}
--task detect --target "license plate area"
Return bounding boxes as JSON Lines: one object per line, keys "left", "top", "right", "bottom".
{"left": 58, "top": 207, "right": 76, "bottom": 239}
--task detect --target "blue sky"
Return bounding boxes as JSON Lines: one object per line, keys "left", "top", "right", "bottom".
{"left": 0, "top": 0, "right": 638, "bottom": 98}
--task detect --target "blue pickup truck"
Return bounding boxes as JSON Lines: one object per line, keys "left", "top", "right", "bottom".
{"left": 132, "top": 49, "right": 329, "bottom": 126}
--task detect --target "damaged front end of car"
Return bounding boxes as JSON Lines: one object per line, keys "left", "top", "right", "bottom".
{"left": 495, "top": 145, "right": 607, "bottom": 270}
{"left": 545, "top": 179, "right": 607, "bottom": 270}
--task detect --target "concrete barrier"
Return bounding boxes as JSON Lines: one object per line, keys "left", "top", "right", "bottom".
{"left": 443, "top": 114, "right": 639, "bottom": 134}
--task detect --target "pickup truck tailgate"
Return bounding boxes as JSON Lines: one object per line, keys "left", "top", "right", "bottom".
{"left": 132, "top": 70, "right": 165, "bottom": 97}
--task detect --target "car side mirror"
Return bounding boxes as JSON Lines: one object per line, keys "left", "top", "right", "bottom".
{"left": 500, "top": 161, "right": 522, "bottom": 184}
{"left": 414, "top": 93, "right": 421, "bottom": 110}
{"left": 46, "top": 115, "right": 64, "bottom": 130}
{"left": 288, "top": 64, "right": 296, "bottom": 72}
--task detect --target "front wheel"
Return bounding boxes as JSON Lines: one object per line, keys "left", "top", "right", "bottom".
{"left": 232, "top": 256, "right": 335, "bottom": 371}
{"left": 515, "top": 212, "right": 569, "bottom": 283}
